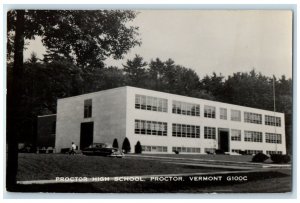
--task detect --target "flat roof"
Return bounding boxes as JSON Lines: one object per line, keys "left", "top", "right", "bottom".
{"left": 57, "top": 86, "right": 284, "bottom": 115}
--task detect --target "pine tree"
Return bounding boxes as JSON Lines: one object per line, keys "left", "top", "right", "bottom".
{"left": 135, "top": 141, "right": 142, "bottom": 154}
{"left": 122, "top": 137, "right": 131, "bottom": 153}
{"left": 112, "top": 138, "right": 119, "bottom": 149}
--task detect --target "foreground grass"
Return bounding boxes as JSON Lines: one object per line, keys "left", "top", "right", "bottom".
{"left": 15, "top": 153, "right": 291, "bottom": 193}
{"left": 17, "top": 153, "right": 231, "bottom": 181}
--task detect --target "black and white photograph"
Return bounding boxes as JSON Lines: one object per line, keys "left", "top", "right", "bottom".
{"left": 5, "top": 7, "right": 294, "bottom": 194}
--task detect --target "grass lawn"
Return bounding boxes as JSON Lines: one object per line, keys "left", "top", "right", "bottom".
{"left": 17, "top": 153, "right": 234, "bottom": 181}
{"left": 15, "top": 153, "right": 291, "bottom": 193}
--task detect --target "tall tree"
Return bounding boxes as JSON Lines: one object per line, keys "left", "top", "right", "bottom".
{"left": 147, "top": 58, "right": 165, "bottom": 90}
{"left": 201, "top": 72, "right": 224, "bottom": 101}
{"left": 7, "top": 10, "right": 25, "bottom": 191}
{"left": 6, "top": 9, "right": 140, "bottom": 190}
{"left": 123, "top": 54, "right": 148, "bottom": 87}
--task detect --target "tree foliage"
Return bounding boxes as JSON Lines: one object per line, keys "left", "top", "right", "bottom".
{"left": 8, "top": 10, "right": 141, "bottom": 68}
{"left": 112, "top": 138, "right": 119, "bottom": 149}
{"left": 122, "top": 137, "right": 131, "bottom": 153}
{"left": 135, "top": 141, "right": 142, "bottom": 154}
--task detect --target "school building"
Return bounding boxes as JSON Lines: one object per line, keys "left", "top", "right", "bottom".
{"left": 48, "top": 86, "right": 286, "bottom": 155}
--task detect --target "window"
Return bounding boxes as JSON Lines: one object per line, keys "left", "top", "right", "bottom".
{"left": 265, "top": 115, "right": 281, "bottom": 127}
{"left": 135, "top": 120, "right": 140, "bottom": 134}
{"left": 231, "top": 109, "right": 241, "bottom": 121}
{"left": 135, "top": 120, "right": 167, "bottom": 136}
{"left": 172, "top": 146, "right": 201, "bottom": 153}
{"left": 135, "top": 94, "right": 167, "bottom": 113}
{"left": 204, "top": 127, "right": 216, "bottom": 139}
{"left": 172, "top": 123, "right": 200, "bottom": 138}
{"left": 142, "top": 145, "right": 168, "bottom": 152}
{"left": 231, "top": 129, "right": 241, "bottom": 141}
{"left": 266, "top": 151, "right": 283, "bottom": 155}
{"left": 141, "top": 95, "right": 146, "bottom": 110}
{"left": 244, "top": 112, "right": 262, "bottom": 124}
{"left": 245, "top": 150, "right": 263, "bottom": 155}
{"left": 135, "top": 95, "right": 141, "bottom": 109}
{"left": 84, "top": 99, "right": 92, "bottom": 118}
{"left": 220, "top": 108, "right": 227, "bottom": 120}
{"left": 244, "top": 131, "right": 262, "bottom": 142}
{"left": 204, "top": 105, "right": 216, "bottom": 118}
{"left": 265, "top": 133, "right": 282, "bottom": 144}
{"left": 172, "top": 100, "right": 200, "bottom": 117}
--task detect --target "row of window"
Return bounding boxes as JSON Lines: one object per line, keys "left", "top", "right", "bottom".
{"left": 172, "top": 146, "right": 201, "bottom": 153}
{"left": 265, "top": 133, "right": 282, "bottom": 144}
{"left": 142, "top": 145, "right": 168, "bottom": 152}
{"left": 172, "top": 124, "right": 200, "bottom": 138}
{"left": 134, "top": 120, "right": 282, "bottom": 143}
{"left": 231, "top": 149, "right": 263, "bottom": 155}
{"left": 265, "top": 115, "right": 281, "bottom": 127}
{"left": 134, "top": 120, "right": 167, "bottom": 136}
{"left": 141, "top": 146, "right": 282, "bottom": 154}
{"left": 231, "top": 130, "right": 282, "bottom": 143}
{"left": 135, "top": 95, "right": 168, "bottom": 112}
{"left": 266, "top": 150, "right": 283, "bottom": 155}
{"left": 244, "top": 131, "right": 263, "bottom": 142}
{"left": 232, "top": 149, "right": 283, "bottom": 155}
{"left": 134, "top": 96, "right": 282, "bottom": 126}
{"left": 172, "top": 101, "right": 200, "bottom": 116}
{"left": 244, "top": 112, "right": 262, "bottom": 124}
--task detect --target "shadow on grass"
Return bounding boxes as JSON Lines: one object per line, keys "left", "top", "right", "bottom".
{"left": 10, "top": 171, "right": 291, "bottom": 193}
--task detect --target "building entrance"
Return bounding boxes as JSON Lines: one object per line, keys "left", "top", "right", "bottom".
{"left": 218, "top": 128, "right": 229, "bottom": 152}
{"left": 80, "top": 122, "right": 94, "bottom": 150}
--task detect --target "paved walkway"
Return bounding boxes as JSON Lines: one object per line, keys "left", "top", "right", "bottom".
{"left": 127, "top": 154, "right": 291, "bottom": 169}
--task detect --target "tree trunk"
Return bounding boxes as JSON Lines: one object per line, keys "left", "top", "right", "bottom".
{"left": 6, "top": 9, "right": 25, "bottom": 191}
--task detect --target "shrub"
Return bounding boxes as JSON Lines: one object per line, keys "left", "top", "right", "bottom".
{"left": 270, "top": 154, "right": 291, "bottom": 164}
{"left": 122, "top": 137, "right": 131, "bottom": 153}
{"left": 174, "top": 150, "right": 179, "bottom": 154}
{"left": 134, "top": 141, "right": 142, "bottom": 154}
{"left": 252, "top": 153, "right": 269, "bottom": 163}
{"left": 112, "top": 138, "right": 119, "bottom": 148}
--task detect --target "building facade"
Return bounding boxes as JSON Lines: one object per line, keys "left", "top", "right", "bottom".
{"left": 55, "top": 86, "right": 286, "bottom": 155}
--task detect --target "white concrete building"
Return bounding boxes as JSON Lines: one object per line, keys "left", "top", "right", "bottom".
{"left": 55, "top": 86, "right": 286, "bottom": 155}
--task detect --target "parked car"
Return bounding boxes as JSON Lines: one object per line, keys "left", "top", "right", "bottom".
{"left": 82, "top": 144, "right": 124, "bottom": 158}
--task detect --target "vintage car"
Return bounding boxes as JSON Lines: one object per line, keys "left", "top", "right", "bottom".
{"left": 82, "top": 144, "right": 124, "bottom": 158}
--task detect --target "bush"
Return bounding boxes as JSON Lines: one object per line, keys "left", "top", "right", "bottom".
{"left": 134, "top": 141, "right": 142, "bottom": 154}
{"left": 270, "top": 154, "right": 291, "bottom": 164}
{"left": 252, "top": 153, "right": 269, "bottom": 163}
{"left": 122, "top": 137, "right": 131, "bottom": 153}
{"left": 112, "top": 138, "right": 119, "bottom": 148}
{"left": 239, "top": 150, "right": 246, "bottom": 155}
{"left": 174, "top": 150, "right": 179, "bottom": 154}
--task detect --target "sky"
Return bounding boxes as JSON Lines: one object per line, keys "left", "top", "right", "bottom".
{"left": 24, "top": 10, "right": 293, "bottom": 79}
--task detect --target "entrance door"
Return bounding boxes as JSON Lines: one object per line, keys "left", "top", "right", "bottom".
{"left": 80, "top": 122, "right": 94, "bottom": 150}
{"left": 218, "top": 128, "right": 229, "bottom": 152}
